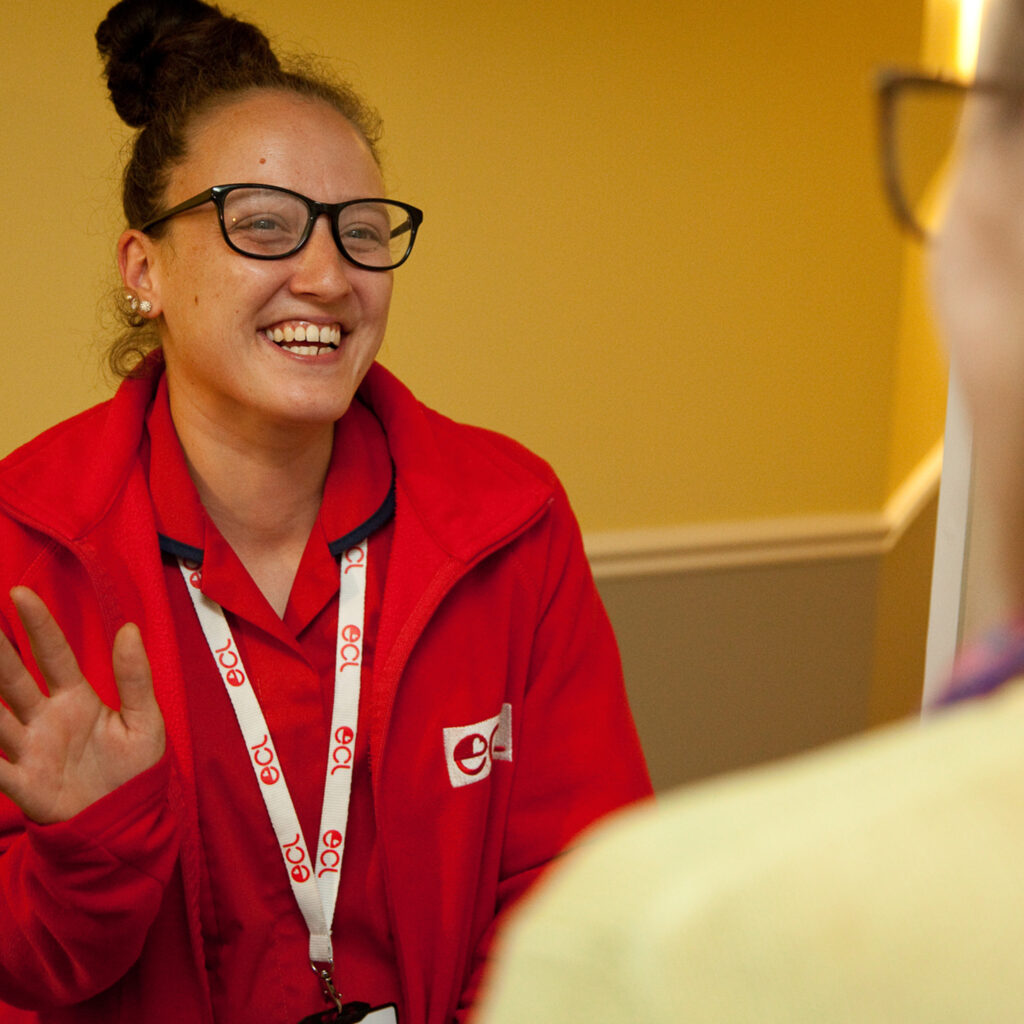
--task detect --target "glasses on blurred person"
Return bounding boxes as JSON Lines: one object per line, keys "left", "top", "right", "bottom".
{"left": 876, "top": 68, "right": 1024, "bottom": 239}
{"left": 142, "top": 184, "right": 424, "bottom": 270}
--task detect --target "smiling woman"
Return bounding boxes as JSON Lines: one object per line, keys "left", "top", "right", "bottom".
{"left": 0, "top": 2, "right": 650, "bottom": 1022}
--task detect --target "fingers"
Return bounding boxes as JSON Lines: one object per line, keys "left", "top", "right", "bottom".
{"left": 111, "top": 622, "right": 165, "bottom": 746}
{"left": 9, "top": 587, "right": 86, "bottom": 697}
{"left": 2, "top": 590, "right": 165, "bottom": 761}
{"left": 111, "top": 622, "right": 155, "bottom": 712}
{"left": 0, "top": 618, "right": 47, "bottom": 723}
{"left": 0, "top": 695, "right": 27, "bottom": 760}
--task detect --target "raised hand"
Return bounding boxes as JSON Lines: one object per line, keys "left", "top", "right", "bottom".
{"left": 0, "top": 587, "right": 166, "bottom": 824}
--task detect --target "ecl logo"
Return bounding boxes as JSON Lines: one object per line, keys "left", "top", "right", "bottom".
{"left": 442, "top": 704, "right": 513, "bottom": 789}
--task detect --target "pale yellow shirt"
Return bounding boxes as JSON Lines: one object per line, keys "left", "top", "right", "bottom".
{"left": 479, "top": 681, "right": 1024, "bottom": 1022}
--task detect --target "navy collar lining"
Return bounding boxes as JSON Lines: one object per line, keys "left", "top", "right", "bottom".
{"left": 158, "top": 462, "right": 397, "bottom": 565}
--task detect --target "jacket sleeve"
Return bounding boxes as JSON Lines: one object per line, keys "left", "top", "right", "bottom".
{"left": 457, "top": 484, "right": 653, "bottom": 1019}
{"left": 0, "top": 751, "right": 180, "bottom": 1011}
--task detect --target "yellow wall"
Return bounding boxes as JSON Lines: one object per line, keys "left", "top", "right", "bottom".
{"left": 1, "top": 1, "right": 936, "bottom": 533}
{"left": 886, "top": 249, "right": 948, "bottom": 495}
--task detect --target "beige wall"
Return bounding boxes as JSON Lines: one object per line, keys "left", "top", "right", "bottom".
{"left": 599, "top": 493, "right": 937, "bottom": 792}
{"left": 601, "top": 555, "right": 880, "bottom": 790}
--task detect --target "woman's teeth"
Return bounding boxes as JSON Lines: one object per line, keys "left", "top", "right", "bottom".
{"left": 268, "top": 323, "right": 342, "bottom": 355}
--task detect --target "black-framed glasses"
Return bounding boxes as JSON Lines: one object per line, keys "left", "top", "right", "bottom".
{"left": 876, "top": 67, "right": 1024, "bottom": 239}
{"left": 140, "top": 184, "right": 424, "bottom": 270}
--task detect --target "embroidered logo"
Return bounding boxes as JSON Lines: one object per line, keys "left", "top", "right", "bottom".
{"left": 442, "top": 704, "right": 513, "bottom": 789}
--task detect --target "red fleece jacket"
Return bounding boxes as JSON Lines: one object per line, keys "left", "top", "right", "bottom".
{"left": 0, "top": 360, "right": 651, "bottom": 1023}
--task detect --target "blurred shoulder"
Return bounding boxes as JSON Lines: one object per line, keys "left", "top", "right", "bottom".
{"left": 483, "top": 682, "right": 1024, "bottom": 1022}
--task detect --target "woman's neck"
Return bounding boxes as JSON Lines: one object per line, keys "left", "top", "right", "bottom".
{"left": 168, "top": 389, "right": 335, "bottom": 616}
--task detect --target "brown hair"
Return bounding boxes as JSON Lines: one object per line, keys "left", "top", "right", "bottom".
{"left": 96, "top": 0, "right": 383, "bottom": 376}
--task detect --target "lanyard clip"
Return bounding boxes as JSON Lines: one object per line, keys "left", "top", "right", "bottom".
{"left": 311, "top": 959, "right": 343, "bottom": 1011}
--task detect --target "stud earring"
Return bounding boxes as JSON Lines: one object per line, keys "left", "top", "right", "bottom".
{"left": 125, "top": 292, "right": 153, "bottom": 317}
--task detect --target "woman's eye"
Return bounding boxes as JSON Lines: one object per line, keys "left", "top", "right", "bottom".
{"left": 341, "top": 222, "right": 387, "bottom": 247}
{"left": 251, "top": 216, "right": 282, "bottom": 231}
{"left": 234, "top": 214, "right": 287, "bottom": 233}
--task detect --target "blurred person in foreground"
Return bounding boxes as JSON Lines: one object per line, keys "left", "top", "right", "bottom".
{"left": 476, "top": 2, "right": 1024, "bottom": 1021}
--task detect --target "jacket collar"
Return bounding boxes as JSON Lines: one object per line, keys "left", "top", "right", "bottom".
{"left": 0, "top": 362, "right": 159, "bottom": 543}
{"left": 359, "top": 362, "right": 554, "bottom": 565}
{"left": 0, "top": 358, "right": 554, "bottom": 567}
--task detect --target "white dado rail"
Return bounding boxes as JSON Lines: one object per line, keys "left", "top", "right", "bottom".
{"left": 584, "top": 442, "right": 943, "bottom": 580}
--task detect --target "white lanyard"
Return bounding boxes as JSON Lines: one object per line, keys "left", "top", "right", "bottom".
{"left": 177, "top": 539, "right": 368, "bottom": 985}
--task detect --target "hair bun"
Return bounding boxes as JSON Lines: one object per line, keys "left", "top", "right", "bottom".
{"left": 96, "top": 0, "right": 279, "bottom": 128}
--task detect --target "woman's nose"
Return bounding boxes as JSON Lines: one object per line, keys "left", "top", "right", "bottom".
{"left": 287, "top": 215, "right": 354, "bottom": 298}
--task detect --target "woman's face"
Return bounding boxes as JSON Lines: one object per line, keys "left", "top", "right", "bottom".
{"left": 134, "top": 89, "right": 393, "bottom": 439}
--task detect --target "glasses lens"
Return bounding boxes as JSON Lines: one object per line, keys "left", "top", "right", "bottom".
{"left": 891, "top": 83, "right": 966, "bottom": 235}
{"left": 222, "top": 187, "right": 309, "bottom": 256}
{"left": 337, "top": 202, "right": 415, "bottom": 268}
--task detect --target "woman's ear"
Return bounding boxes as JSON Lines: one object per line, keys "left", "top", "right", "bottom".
{"left": 118, "top": 229, "right": 162, "bottom": 317}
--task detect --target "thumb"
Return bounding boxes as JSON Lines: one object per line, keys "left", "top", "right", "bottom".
{"left": 111, "top": 622, "right": 164, "bottom": 740}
